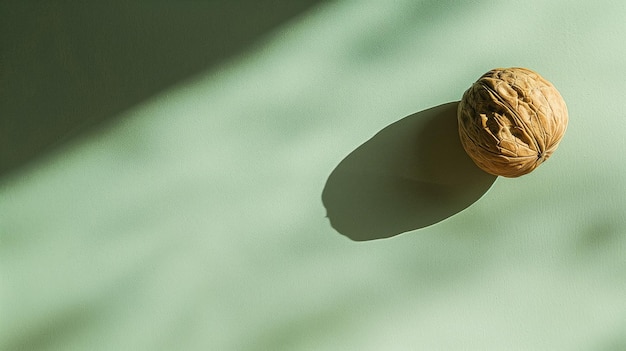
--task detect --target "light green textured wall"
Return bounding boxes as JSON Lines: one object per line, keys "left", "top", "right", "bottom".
{"left": 2, "top": 1, "right": 626, "bottom": 350}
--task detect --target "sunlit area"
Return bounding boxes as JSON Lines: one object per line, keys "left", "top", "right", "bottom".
{"left": 2, "top": 1, "right": 626, "bottom": 350}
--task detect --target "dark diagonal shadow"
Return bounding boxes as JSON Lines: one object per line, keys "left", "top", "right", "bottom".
{"left": 0, "top": 1, "right": 325, "bottom": 178}
{"left": 322, "top": 102, "right": 497, "bottom": 241}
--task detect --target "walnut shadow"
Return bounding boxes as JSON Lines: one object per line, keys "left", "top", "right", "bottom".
{"left": 322, "top": 102, "right": 497, "bottom": 241}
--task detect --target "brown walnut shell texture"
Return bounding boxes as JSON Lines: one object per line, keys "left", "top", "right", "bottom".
{"left": 458, "top": 67, "right": 568, "bottom": 177}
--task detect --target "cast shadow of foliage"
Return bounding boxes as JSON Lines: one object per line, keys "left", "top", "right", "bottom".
{"left": 322, "top": 102, "right": 497, "bottom": 241}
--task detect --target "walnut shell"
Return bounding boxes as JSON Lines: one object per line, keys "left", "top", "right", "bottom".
{"left": 457, "top": 67, "right": 568, "bottom": 177}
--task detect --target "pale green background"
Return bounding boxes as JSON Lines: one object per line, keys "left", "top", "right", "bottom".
{"left": 2, "top": 1, "right": 626, "bottom": 350}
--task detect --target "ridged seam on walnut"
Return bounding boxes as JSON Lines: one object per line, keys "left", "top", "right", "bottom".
{"left": 457, "top": 67, "right": 568, "bottom": 177}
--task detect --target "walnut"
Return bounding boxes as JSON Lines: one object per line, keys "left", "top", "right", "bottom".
{"left": 457, "top": 67, "right": 568, "bottom": 177}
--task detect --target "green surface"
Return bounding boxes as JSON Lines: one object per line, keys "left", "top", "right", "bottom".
{"left": 2, "top": 1, "right": 626, "bottom": 350}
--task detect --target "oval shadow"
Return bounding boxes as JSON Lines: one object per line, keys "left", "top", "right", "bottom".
{"left": 322, "top": 101, "right": 497, "bottom": 241}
